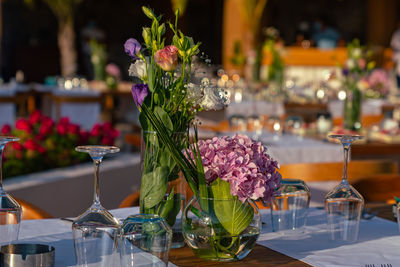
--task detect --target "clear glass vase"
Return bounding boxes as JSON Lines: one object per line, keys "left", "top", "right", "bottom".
{"left": 182, "top": 196, "right": 261, "bottom": 262}
{"left": 140, "top": 131, "right": 187, "bottom": 249}
{"left": 343, "top": 87, "right": 361, "bottom": 131}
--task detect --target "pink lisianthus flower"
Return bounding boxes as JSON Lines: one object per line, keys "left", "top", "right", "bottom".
{"left": 154, "top": 45, "right": 178, "bottom": 71}
{"left": 106, "top": 63, "right": 121, "bottom": 78}
{"left": 187, "top": 134, "right": 281, "bottom": 203}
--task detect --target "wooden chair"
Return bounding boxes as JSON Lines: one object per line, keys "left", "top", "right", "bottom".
{"left": 352, "top": 174, "right": 400, "bottom": 203}
{"left": 15, "top": 198, "right": 53, "bottom": 220}
{"left": 279, "top": 160, "right": 398, "bottom": 183}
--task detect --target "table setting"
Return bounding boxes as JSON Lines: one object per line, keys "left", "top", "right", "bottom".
{"left": 3, "top": 3, "right": 400, "bottom": 267}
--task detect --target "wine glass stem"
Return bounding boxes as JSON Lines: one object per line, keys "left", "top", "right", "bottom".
{"left": 342, "top": 143, "right": 350, "bottom": 184}
{"left": 93, "top": 159, "right": 102, "bottom": 206}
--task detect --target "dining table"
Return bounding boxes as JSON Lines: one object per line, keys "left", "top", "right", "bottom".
{"left": 11, "top": 203, "right": 400, "bottom": 267}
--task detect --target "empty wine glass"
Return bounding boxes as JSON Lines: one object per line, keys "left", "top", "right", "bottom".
{"left": 0, "top": 137, "right": 21, "bottom": 245}
{"left": 325, "top": 135, "right": 364, "bottom": 242}
{"left": 72, "top": 145, "right": 120, "bottom": 266}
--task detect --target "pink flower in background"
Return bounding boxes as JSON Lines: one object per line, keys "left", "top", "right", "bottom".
{"left": 368, "top": 69, "right": 391, "bottom": 95}
{"left": 59, "top": 117, "right": 70, "bottom": 125}
{"left": 357, "top": 58, "right": 366, "bottom": 69}
{"left": 24, "top": 139, "right": 39, "bottom": 151}
{"left": 16, "top": 118, "right": 32, "bottom": 133}
{"left": 187, "top": 134, "right": 281, "bottom": 203}
{"left": 154, "top": 45, "right": 178, "bottom": 71}
{"left": 12, "top": 142, "right": 23, "bottom": 151}
{"left": 106, "top": 63, "right": 121, "bottom": 78}
{"left": 1, "top": 125, "right": 11, "bottom": 135}
{"left": 90, "top": 124, "right": 102, "bottom": 136}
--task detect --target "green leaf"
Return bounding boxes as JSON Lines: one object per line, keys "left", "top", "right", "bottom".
{"left": 142, "top": 27, "right": 151, "bottom": 46}
{"left": 158, "top": 23, "right": 165, "bottom": 37}
{"left": 210, "top": 178, "right": 254, "bottom": 236}
{"left": 154, "top": 106, "right": 173, "bottom": 131}
{"left": 142, "top": 6, "right": 156, "bottom": 20}
{"left": 140, "top": 166, "right": 169, "bottom": 209}
{"left": 160, "top": 191, "right": 181, "bottom": 226}
{"left": 139, "top": 111, "right": 152, "bottom": 132}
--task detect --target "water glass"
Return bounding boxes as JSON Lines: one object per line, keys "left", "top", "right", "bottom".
{"left": 270, "top": 179, "right": 310, "bottom": 232}
{"left": 0, "top": 137, "right": 22, "bottom": 246}
{"left": 120, "top": 214, "right": 172, "bottom": 267}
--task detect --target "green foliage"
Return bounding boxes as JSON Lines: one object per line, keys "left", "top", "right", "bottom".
{"left": 210, "top": 178, "right": 254, "bottom": 235}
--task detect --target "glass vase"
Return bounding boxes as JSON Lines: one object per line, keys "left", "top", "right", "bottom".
{"left": 343, "top": 88, "right": 361, "bottom": 131}
{"left": 182, "top": 196, "right": 261, "bottom": 262}
{"left": 140, "top": 131, "right": 187, "bottom": 249}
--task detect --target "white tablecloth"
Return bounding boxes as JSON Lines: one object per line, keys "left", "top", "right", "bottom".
{"left": 259, "top": 208, "right": 400, "bottom": 267}
{"left": 15, "top": 207, "right": 177, "bottom": 267}
{"left": 328, "top": 99, "right": 388, "bottom": 118}
{"left": 226, "top": 100, "right": 285, "bottom": 118}
{"left": 253, "top": 131, "right": 343, "bottom": 165}
{"left": 12, "top": 206, "right": 400, "bottom": 267}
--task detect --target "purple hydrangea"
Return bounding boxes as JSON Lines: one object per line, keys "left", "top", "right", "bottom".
{"left": 187, "top": 134, "right": 281, "bottom": 203}
{"left": 131, "top": 83, "right": 149, "bottom": 107}
{"left": 124, "top": 38, "right": 141, "bottom": 59}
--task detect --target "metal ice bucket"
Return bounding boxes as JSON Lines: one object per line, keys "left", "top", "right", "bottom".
{"left": 0, "top": 244, "right": 55, "bottom": 267}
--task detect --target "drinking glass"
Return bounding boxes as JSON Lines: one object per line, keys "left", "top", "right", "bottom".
{"left": 271, "top": 179, "right": 310, "bottom": 233}
{"left": 0, "top": 137, "right": 21, "bottom": 246}
{"left": 325, "top": 135, "right": 364, "bottom": 242}
{"left": 120, "top": 214, "right": 172, "bottom": 267}
{"left": 72, "top": 145, "right": 120, "bottom": 266}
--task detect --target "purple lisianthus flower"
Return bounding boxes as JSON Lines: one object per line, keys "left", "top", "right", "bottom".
{"left": 124, "top": 38, "right": 141, "bottom": 59}
{"left": 342, "top": 68, "right": 349, "bottom": 76}
{"left": 131, "top": 83, "right": 149, "bottom": 107}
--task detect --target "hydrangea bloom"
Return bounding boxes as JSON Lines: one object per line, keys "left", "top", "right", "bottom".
{"left": 188, "top": 134, "right": 281, "bottom": 203}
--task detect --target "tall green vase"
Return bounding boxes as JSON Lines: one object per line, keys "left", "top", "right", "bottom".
{"left": 343, "top": 88, "right": 361, "bottom": 131}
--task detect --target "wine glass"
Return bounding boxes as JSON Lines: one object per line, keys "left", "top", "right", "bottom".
{"left": 325, "top": 135, "right": 364, "bottom": 242}
{"left": 0, "top": 137, "right": 21, "bottom": 246}
{"left": 72, "top": 145, "right": 120, "bottom": 266}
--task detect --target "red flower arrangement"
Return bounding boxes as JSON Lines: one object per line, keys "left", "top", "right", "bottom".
{"left": 1, "top": 110, "right": 119, "bottom": 178}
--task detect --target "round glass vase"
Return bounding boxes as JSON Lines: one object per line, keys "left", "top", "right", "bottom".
{"left": 140, "top": 130, "right": 187, "bottom": 249}
{"left": 182, "top": 196, "right": 261, "bottom": 262}
{"left": 343, "top": 87, "right": 362, "bottom": 131}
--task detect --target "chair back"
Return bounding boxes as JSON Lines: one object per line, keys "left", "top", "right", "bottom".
{"left": 16, "top": 198, "right": 53, "bottom": 220}
{"left": 279, "top": 160, "right": 398, "bottom": 183}
{"left": 353, "top": 173, "right": 400, "bottom": 202}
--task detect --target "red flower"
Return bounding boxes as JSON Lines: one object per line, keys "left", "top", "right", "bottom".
{"left": 1, "top": 124, "right": 11, "bottom": 135}
{"left": 90, "top": 124, "right": 102, "bottom": 137}
{"left": 24, "top": 139, "right": 39, "bottom": 151}
{"left": 101, "top": 136, "right": 114, "bottom": 146}
{"left": 79, "top": 130, "right": 90, "bottom": 144}
{"left": 59, "top": 117, "right": 70, "bottom": 125}
{"left": 37, "top": 146, "right": 46, "bottom": 154}
{"left": 56, "top": 123, "right": 67, "bottom": 135}
{"left": 29, "top": 110, "right": 42, "bottom": 124}
{"left": 12, "top": 142, "right": 23, "bottom": 151}
{"left": 67, "top": 124, "right": 80, "bottom": 135}
{"left": 16, "top": 118, "right": 32, "bottom": 133}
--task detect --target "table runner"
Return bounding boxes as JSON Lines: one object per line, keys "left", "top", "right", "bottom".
{"left": 259, "top": 208, "right": 400, "bottom": 267}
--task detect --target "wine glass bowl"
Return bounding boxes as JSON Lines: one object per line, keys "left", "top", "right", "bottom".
{"left": 0, "top": 136, "right": 22, "bottom": 246}
{"left": 72, "top": 145, "right": 120, "bottom": 266}
{"left": 325, "top": 134, "right": 364, "bottom": 242}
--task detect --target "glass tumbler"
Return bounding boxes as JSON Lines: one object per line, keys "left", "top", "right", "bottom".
{"left": 120, "top": 214, "right": 172, "bottom": 267}
{"left": 271, "top": 179, "right": 311, "bottom": 232}
{"left": 0, "top": 137, "right": 22, "bottom": 246}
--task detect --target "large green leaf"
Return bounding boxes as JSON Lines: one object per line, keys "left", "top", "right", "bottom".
{"left": 140, "top": 166, "right": 169, "bottom": 209}
{"left": 210, "top": 178, "right": 254, "bottom": 236}
{"left": 154, "top": 106, "right": 173, "bottom": 131}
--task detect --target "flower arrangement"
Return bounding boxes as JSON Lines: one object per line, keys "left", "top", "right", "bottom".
{"left": 340, "top": 39, "right": 375, "bottom": 130}
{"left": 1, "top": 110, "right": 118, "bottom": 178}
{"left": 124, "top": 6, "right": 228, "bottom": 228}
{"left": 142, "top": 104, "right": 281, "bottom": 260}
{"left": 105, "top": 63, "right": 121, "bottom": 90}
